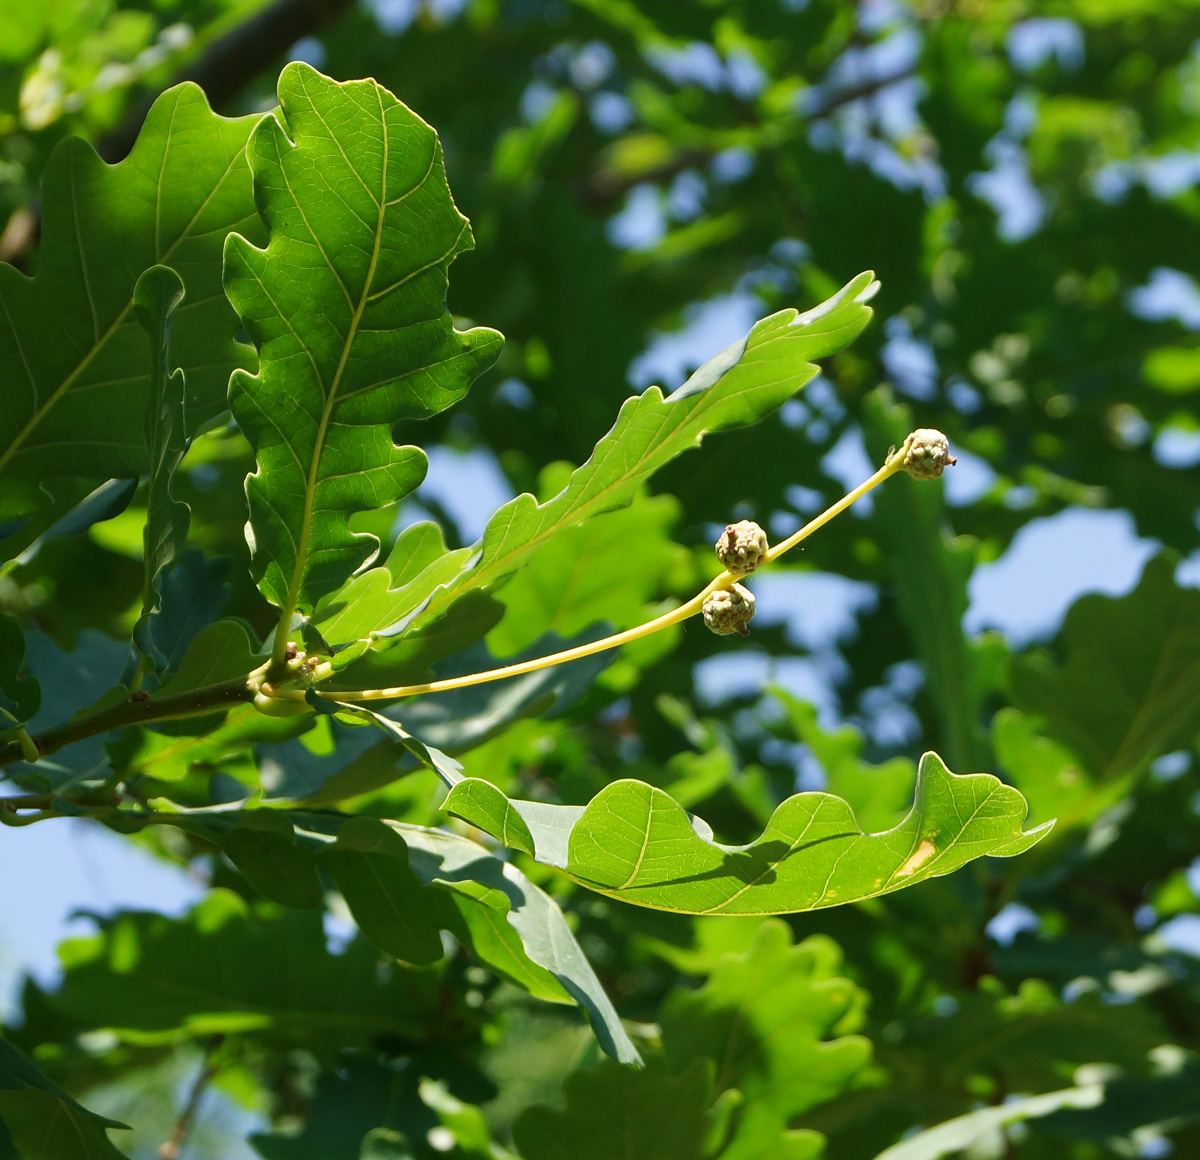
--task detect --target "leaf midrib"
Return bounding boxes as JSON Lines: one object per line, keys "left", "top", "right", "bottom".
{"left": 282, "top": 88, "right": 389, "bottom": 628}
{"left": 280, "top": 80, "right": 455, "bottom": 623}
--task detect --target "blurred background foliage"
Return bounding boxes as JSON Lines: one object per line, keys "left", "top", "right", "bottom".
{"left": 5, "top": 0, "right": 1200, "bottom": 1156}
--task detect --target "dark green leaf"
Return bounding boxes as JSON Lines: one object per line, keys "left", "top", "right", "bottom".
{"left": 222, "top": 812, "right": 324, "bottom": 908}
{"left": 1011, "top": 554, "right": 1200, "bottom": 780}
{"left": 46, "top": 890, "right": 444, "bottom": 1051}
{"left": 320, "top": 816, "right": 449, "bottom": 966}
{"left": 396, "top": 824, "right": 640, "bottom": 1064}
{"left": 135, "top": 549, "right": 233, "bottom": 682}
{"left": 7, "top": 478, "right": 137, "bottom": 569}
{"left": 0, "top": 614, "right": 39, "bottom": 727}
{"left": 0, "top": 1036, "right": 127, "bottom": 1160}
{"left": 513, "top": 1058, "right": 713, "bottom": 1160}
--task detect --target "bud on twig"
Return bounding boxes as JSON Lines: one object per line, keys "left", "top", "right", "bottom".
{"left": 901, "top": 428, "right": 956, "bottom": 480}
{"left": 715, "top": 520, "right": 769, "bottom": 575}
{"left": 702, "top": 584, "right": 756, "bottom": 636}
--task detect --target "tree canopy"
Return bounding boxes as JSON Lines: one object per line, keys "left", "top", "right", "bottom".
{"left": 2, "top": 1, "right": 1200, "bottom": 1157}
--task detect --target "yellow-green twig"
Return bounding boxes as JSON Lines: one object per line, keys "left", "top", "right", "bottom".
{"left": 270, "top": 446, "right": 909, "bottom": 707}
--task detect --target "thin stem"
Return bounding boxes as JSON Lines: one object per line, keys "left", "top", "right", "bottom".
{"left": 286, "top": 593, "right": 714, "bottom": 704}
{"left": 1, "top": 448, "right": 911, "bottom": 773}
{"left": 283, "top": 448, "right": 909, "bottom": 706}
{"left": 764, "top": 453, "right": 904, "bottom": 564}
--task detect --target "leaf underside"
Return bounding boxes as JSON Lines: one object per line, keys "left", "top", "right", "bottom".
{"left": 444, "top": 751, "right": 1051, "bottom": 915}
{"left": 224, "top": 62, "right": 502, "bottom": 616}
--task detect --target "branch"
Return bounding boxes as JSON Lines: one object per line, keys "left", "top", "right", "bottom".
{"left": 802, "top": 66, "right": 918, "bottom": 122}
{"left": 0, "top": 676, "right": 256, "bottom": 768}
{"left": 99, "top": 0, "right": 356, "bottom": 162}
{"left": 580, "top": 66, "right": 919, "bottom": 207}
{"left": 159, "top": 1036, "right": 225, "bottom": 1160}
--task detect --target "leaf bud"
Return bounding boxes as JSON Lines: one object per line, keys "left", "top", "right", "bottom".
{"left": 702, "top": 583, "right": 756, "bottom": 636}
{"left": 715, "top": 520, "right": 769, "bottom": 575}
{"left": 902, "top": 429, "right": 957, "bottom": 480}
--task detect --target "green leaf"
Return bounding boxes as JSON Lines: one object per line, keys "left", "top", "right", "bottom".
{"left": 0, "top": 83, "right": 262, "bottom": 484}
{"left": 0, "top": 614, "right": 39, "bottom": 727}
{"left": 0, "top": 1036, "right": 127, "bottom": 1160}
{"left": 222, "top": 812, "right": 324, "bottom": 908}
{"left": 444, "top": 779, "right": 536, "bottom": 856}
{"left": 10, "top": 630, "right": 127, "bottom": 782}
{"left": 153, "top": 615, "right": 259, "bottom": 697}
{"left": 485, "top": 474, "right": 688, "bottom": 656}
{"left": 223, "top": 63, "right": 502, "bottom": 621}
{"left": 312, "top": 520, "right": 473, "bottom": 645}
{"left": 993, "top": 708, "right": 1129, "bottom": 831}
{"left": 514, "top": 1057, "right": 713, "bottom": 1160}
{"left": 395, "top": 823, "right": 640, "bottom": 1064}
{"left": 325, "top": 589, "right": 504, "bottom": 692}
{"left": 134, "top": 549, "right": 232, "bottom": 682}
{"left": 259, "top": 627, "right": 612, "bottom": 806}
{"left": 5, "top": 478, "right": 137, "bottom": 570}
{"left": 249, "top": 1055, "right": 444, "bottom": 1160}
{"left": 661, "top": 921, "right": 870, "bottom": 1160}
{"left": 871, "top": 1085, "right": 1102, "bottom": 1160}
{"left": 297, "top": 807, "right": 638, "bottom": 1062}
{"left": 321, "top": 272, "right": 877, "bottom": 643}
{"left": 130, "top": 264, "right": 190, "bottom": 673}
{"left": 445, "top": 752, "right": 1051, "bottom": 914}
{"left": 46, "top": 889, "right": 446, "bottom": 1051}
{"left": 108, "top": 701, "right": 306, "bottom": 790}
{"left": 1011, "top": 553, "right": 1200, "bottom": 780}
{"left": 307, "top": 694, "right": 466, "bottom": 787}
{"left": 320, "top": 816, "right": 449, "bottom": 966}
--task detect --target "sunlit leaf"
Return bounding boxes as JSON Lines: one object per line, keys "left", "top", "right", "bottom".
{"left": 224, "top": 63, "right": 502, "bottom": 619}
{"left": 661, "top": 921, "right": 869, "bottom": 1160}
{"left": 319, "top": 273, "right": 877, "bottom": 643}
{"left": 445, "top": 752, "right": 1051, "bottom": 914}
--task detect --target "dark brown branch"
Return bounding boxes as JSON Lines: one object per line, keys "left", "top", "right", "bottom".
{"left": 803, "top": 66, "right": 918, "bottom": 122}
{"left": 580, "top": 66, "right": 919, "bottom": 207}
{"left": 98, "top": 0, "right": 356, "bottom": 162}
{"left": 0, "top": 677, "right": 254, "bottom": 768}
{"left": 159, "top": 1036, "right": 225, "bottom": 1160}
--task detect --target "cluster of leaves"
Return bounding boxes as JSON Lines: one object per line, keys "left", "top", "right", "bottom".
{"left": 2, "top": 0, "right": 1200, "bottom": 1158}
